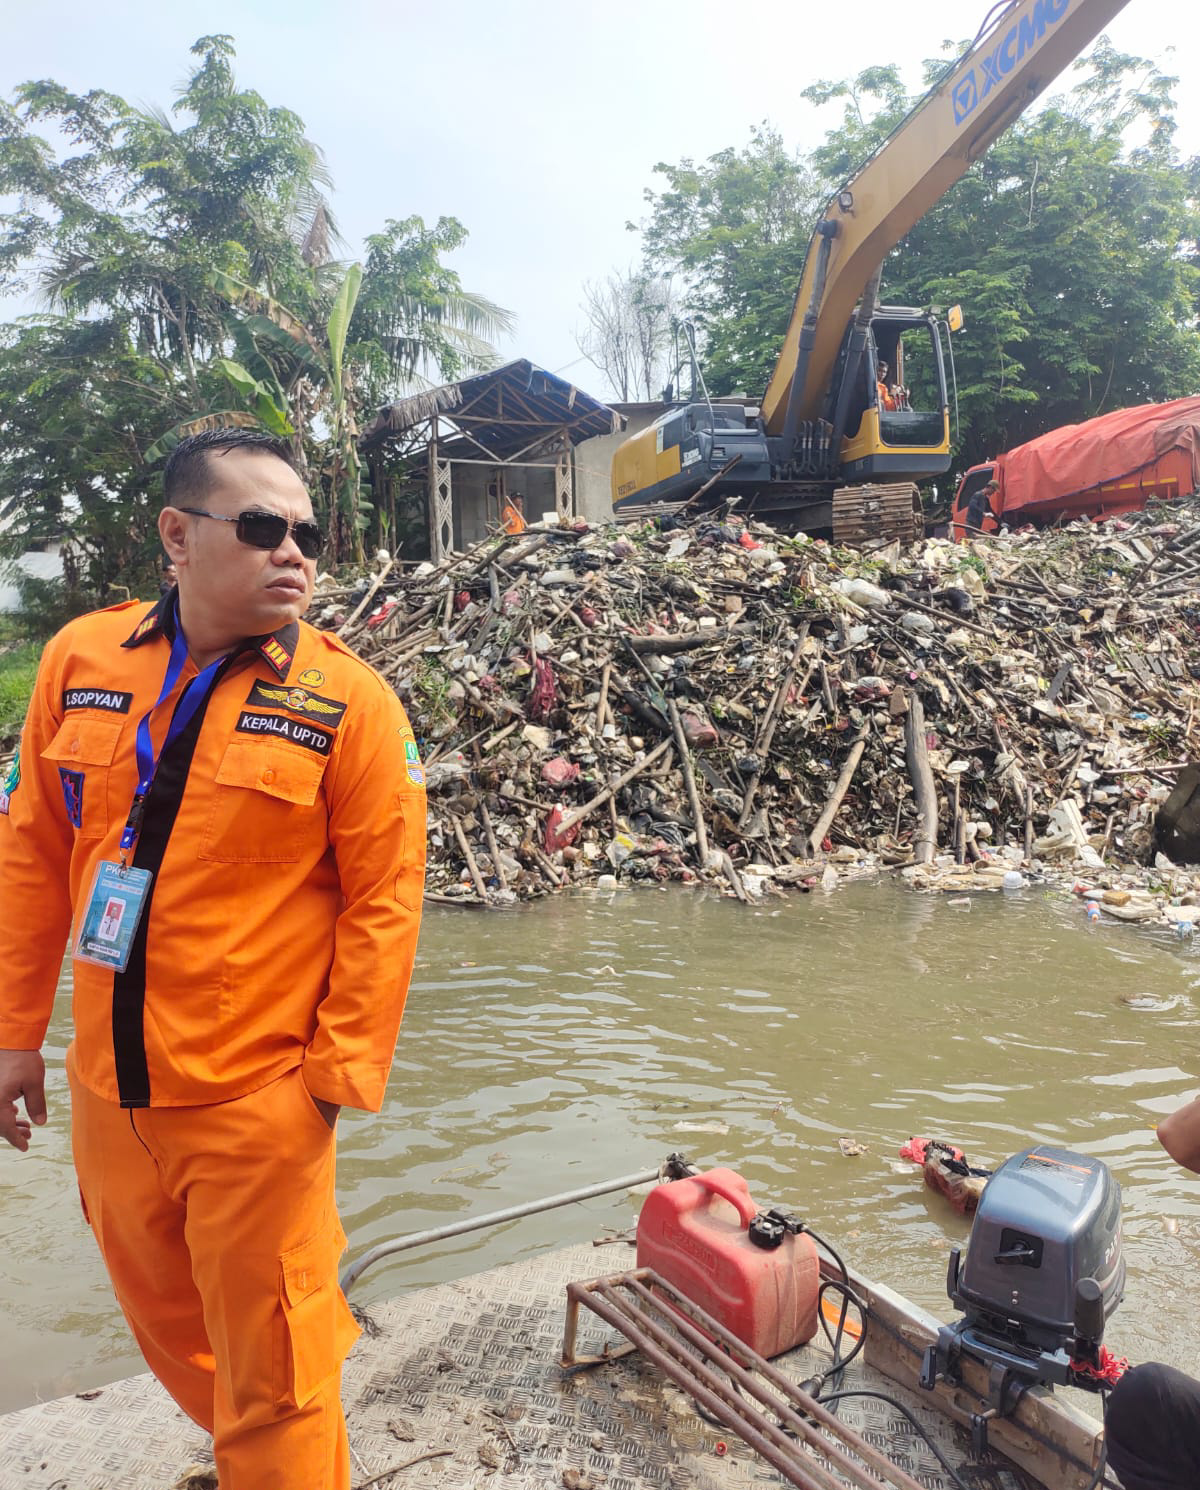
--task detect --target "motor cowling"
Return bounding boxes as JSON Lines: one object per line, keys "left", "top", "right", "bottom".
{"left": 939, "top": 1146, "right": 1124, "bottom": 1389}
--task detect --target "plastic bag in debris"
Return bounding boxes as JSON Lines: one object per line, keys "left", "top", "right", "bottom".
{"left": 606, "top": 831, "right": 636, "bottom": 869}
{"left": 544, "top": 805, "right": 580, "bottom": 853}
{"left": 541, "top": 757, "right": 582, "bottom": 787}
{"left": 681, "top": 710, "right": 720, "bottom": 748}
{"left": 832, "top": 577, "right": 891, "bottom": 609}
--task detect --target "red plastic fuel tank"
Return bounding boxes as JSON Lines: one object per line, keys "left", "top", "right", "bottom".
{"left": 636, "top": 1168, "right": 820, "bottom": 1358}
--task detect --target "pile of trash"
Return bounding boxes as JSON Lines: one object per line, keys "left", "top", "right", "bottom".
{"left": 310, "top": 496, "right": 1200, "bottom": 909}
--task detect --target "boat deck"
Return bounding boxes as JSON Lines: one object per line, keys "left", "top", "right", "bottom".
{"left": 0, "top": 1242, "right": 1060, "bottom": 1489}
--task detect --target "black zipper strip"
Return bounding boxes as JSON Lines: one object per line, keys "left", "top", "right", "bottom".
{"left": 112, "top": 656, "right": 235, "bottom": 1107}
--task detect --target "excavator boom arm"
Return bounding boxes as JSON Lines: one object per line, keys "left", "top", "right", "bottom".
{"left": 761, "top": 0, "right": 1130, "bottom": 437}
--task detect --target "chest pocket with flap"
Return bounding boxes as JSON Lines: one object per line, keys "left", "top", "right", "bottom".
{"left": 40, "top": 717, "right": 124, "bottom": 838}
{"left": 199, "top": 737, "right": 328, "bottom": 863}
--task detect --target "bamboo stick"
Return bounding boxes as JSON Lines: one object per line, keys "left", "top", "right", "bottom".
{"left": 807, "top": 731, "right": 867, "bottom": 856}
{"left": 952, "top": 776, "right": 964, "bottom": 865}
{"left": 737, "top": 636, "right": 813, "bottom": 830}
{"left": 554, "top": 739, "right": 674, "bottom": 836}
{"left": 904, "top": 694, "right": 939, "bottom": 865}
{"left": 339, "top": 556, "right": 395, "bottom": 635}
{"left": 596, "top": 662, "right": 611, "bottom": 735}
{"left": 1024, "top": 784, "right": 1035, "bottom": 863}
{"left": 479, "top": 801, "right": 508, "bottom": 891}
{"left": 667, "top": 699, "right": 709, "bottom": 868}
{"left": 449, "top": 814, "right": 489, "bottom": 901}
{"left": 532, "top": 845, "right": 566, "bottom": 887}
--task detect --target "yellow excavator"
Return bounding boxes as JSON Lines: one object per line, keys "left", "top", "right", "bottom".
{"left": 611, "top": 0, "right": 1131, "bottom": 544}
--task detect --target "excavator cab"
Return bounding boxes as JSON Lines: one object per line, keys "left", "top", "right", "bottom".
{"left": 837, "top": 310, "right": 951, "bottom": 481}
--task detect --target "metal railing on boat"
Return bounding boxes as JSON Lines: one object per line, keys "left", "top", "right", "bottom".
{"left": 340, "top": 1157, "right": 691, "bottom": 1293}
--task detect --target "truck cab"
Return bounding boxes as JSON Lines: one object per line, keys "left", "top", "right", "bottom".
{"left": 950, "top": 463, "right": 999, "bottom": 540}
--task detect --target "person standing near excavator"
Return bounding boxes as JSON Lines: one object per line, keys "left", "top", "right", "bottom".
{"left": 0, "top": 428, "right": 426, "bottom": 1490}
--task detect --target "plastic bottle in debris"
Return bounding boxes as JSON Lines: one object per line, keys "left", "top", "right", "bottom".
{"left": 1085, "top": 901, "right": 1101, "bottom": 922}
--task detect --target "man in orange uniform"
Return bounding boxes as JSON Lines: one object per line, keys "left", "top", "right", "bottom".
{"left": 0, "top": 429, "right": 426, "bottom": 1488}
{"left": 875, "top": 359, "right": 898, "bottom": 412}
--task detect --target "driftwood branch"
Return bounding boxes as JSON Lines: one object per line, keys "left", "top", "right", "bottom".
{"left": 737, "top": 629, "right": 811, "bottom": 829}
{"left": 667, "top": 699, "right": 709, "bottom": 867}
{"left": 450, "top": 814, "right": 488, "bottom": 900}
{"left": 353, "top": 1449, "right": 454, "bottom": 1488}
{"left": 625, "top": 629, "right": 731, "bottom": 655}
{"left": 904, "top": 693, "right": 939, "bottom": 864}
{"left": 339, "top": 557, "right": 396, "bottom": 635}
{"left": 555, "top": 739, "right": 673, "bottom": 836}
{"left": 808, "top": 730, "right": 868, "bottom": 856}
{"left": 478, "top": 801, "right": 508, "bottom": 891}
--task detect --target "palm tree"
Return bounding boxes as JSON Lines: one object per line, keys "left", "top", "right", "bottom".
{"left": 207, "top": 213, "right": 514, "bottom": 561}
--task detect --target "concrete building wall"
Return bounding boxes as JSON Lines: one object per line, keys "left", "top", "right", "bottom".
{"left": 0, "top": 548, "right": 65, "bottom": 613}
{"left": 573, "top": 404, "right": 662, "bottom": 525}
{"left": 447, "top": 463, "right": 559, "bottom": 550}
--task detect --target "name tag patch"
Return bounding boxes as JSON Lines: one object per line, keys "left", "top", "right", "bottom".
{"left": 62, "top": 688, "right": 133, "bottom": 714}
{"left": 58, "top": 766, "right": 84, "bottom": 828}
{"left": 236, "top": 711, "right": 333, "bottom": 756}
{"left": 245, "top": 680, "right": 347, "bottom": 727}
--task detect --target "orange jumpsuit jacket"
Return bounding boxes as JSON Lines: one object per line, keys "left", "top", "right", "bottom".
{"left": 0, "top": 593, "right": 426, "bottom": 1112}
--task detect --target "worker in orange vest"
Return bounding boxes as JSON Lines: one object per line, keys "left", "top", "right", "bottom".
{"left": 876, "top": 359, "right": 898, "bottom": 412}
{"left": 501, "top": 491, "right": 527, "bottom": 534}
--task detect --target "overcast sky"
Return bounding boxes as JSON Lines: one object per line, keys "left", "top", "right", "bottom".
{"left": 4, "top": 0, "right": 1196, "bottom": 401}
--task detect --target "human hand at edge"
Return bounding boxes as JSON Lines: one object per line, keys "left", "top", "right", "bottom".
{"left": 0, "top": 1049, "right": 47, "bottom": 1151}
{"left": 1158, "top": 1095, "right": 1200, "bottom": 1174}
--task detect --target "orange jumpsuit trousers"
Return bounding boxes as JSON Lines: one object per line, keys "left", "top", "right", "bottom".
{"left": 69, "top": 1052, "right": 360, "bottom": 1489}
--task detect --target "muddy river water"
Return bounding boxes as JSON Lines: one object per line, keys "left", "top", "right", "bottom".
{"left": 2, "top": 878, "right": 1199, "bottom": 1413}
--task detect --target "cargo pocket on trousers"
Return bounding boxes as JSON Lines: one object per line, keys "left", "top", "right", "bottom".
{"left": 274, "top": 1220, "right": 360, "bottom": 1410}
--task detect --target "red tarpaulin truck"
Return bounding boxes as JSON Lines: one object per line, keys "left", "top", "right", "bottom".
{"left": 950, "top": 396, "right": 1200, "bottom": 539}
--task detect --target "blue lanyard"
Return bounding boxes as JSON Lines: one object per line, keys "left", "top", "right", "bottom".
{"left": 119, "top": 606, "right": 226, "bottom": 861}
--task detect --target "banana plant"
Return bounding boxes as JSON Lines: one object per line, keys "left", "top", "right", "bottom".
{"left": 205, "top": 264, "right": 368, "bottom": 559}
{"left": 325, "top": 263, "right": 365, "bottom": 561}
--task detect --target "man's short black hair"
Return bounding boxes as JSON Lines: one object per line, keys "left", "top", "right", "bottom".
{"left": 162, "top": 427, "right": 299, "bottom": 508}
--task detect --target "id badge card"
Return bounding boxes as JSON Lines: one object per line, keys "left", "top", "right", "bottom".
{"left": 75, "top": 861, "right": 153, "bottom": 972}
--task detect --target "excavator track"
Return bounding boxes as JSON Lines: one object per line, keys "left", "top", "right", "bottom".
{"left": 831, "top": 482, "right": 923, "bottom": 547}
{"left": 619, "top": 480, "right": 924, "bottom": 549}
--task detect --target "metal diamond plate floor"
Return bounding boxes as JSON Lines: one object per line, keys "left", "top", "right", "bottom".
{"left": 0, "top": 1242, "right": 1046, "bottom": 1489}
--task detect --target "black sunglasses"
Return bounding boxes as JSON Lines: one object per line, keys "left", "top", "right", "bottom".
{"left": 177, "top": 506, "right": 324, "bottom": 559}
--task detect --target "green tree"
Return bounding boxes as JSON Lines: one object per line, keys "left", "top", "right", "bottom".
{"left": 639, "top": 46, "right": 1200, "bottom": 470}
{"left": 0, "top": 35, "right": 509, "bottom": 601}
{"left": 207, "top": 213, "right": 512, "bottom": 558}
{"left": 639, "top": 125, "right": 823, "bottom": 397}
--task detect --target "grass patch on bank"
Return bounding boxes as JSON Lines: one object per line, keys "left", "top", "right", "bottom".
{"left": 0, "top": 642, "right": 40, "bottom": 744}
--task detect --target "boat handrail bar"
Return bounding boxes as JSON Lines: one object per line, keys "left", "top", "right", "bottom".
{"left": 341, "top": 1166, "right": 664, "bottom": 1293}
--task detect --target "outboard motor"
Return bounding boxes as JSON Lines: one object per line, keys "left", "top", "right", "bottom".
{"left": 921, "top": 1146, "right": 1124, "bottom": 1450}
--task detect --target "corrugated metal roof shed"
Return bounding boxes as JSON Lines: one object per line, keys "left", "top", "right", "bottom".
{"left": 361, "top": 359, "right": 622, "bottom": 462}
